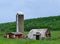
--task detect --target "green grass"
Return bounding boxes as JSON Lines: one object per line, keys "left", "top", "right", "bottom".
{"left": 0, "top": 31, "right": 60, "bottom": 44}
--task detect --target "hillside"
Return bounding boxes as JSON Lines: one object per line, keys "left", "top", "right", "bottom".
{"left": 0, "top": 15, "right": 60, "bottom": 33}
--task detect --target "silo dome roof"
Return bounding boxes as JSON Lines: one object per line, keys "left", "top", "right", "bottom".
{"left": 17, "top": 11, "right": 24, "bottom": 15}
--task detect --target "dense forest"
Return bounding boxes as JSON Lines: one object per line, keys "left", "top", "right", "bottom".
{"left": 0, "top": 15, "right": 60, "bottom": 33}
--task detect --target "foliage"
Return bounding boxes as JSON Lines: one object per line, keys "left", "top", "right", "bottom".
{"left": 0, "top": 16, "right": 60, "bottom": 32}
{"left": 24, "top": 15, "right": 60, "bottom": 31}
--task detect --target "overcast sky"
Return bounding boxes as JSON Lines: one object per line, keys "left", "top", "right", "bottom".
{"left": 0, "top": 0, "right": 60, "bottom": 23}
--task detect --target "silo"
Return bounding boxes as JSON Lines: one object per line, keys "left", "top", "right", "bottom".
{"left": 16, "top": 11, "right": 24, "bottom": 33}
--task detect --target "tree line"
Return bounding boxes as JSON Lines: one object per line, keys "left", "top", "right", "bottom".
{"left": 0, "top": 15, "right": 60, "bottom": 33}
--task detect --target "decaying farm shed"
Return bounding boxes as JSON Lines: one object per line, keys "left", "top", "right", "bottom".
{"left": 27, "top": 28, "right": 51, "bottom": 40}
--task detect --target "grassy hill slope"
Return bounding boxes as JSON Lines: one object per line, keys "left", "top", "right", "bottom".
{"left": 0, "top": 15, "right": 60, "bottom": 33}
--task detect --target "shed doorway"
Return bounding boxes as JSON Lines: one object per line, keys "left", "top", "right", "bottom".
{"left": 36, "top": 35, "right": 40, "bottom": 40}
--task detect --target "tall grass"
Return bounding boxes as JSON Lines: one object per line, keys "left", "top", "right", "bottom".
{"left": 0, "top": 31, "right": 60, "bottom": 44}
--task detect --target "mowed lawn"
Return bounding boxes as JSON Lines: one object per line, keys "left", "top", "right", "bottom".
{"left": 0, "top": 31, "right": 60, "bottom": 44}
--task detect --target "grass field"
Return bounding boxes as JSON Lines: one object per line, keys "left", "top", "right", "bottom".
{"left": 0, "top": 31, "right": 60, "bottom": 44}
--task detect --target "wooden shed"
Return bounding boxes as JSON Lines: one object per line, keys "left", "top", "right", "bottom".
{"left": 27, "top": 28, "right": 51, "bottom": 40}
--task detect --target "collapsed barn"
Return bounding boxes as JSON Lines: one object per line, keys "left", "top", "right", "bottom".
{"left": 27, "top": 28, "right": 51, "bottom": 40}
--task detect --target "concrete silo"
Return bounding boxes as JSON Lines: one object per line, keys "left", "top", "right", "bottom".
{"left": 16, "top": 11, "right": 24, "bottom": 33}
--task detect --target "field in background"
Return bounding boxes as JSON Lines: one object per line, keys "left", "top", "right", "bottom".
{"left": 0, "top": 31, "right": 60, "bottom": 44}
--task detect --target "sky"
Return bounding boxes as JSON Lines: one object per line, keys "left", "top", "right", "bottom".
{"left": 0, "top": 0, "right": 60, "bottom": 23}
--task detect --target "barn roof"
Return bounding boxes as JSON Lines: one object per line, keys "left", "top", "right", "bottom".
{"left": 28, "top": 28, "right": 49, "bottom": 34}
{"left": 31, "top": 28, "right": 48, "bottom": 32}
{"left": 11, "top": 32, "right": 23, "bottom": 34}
